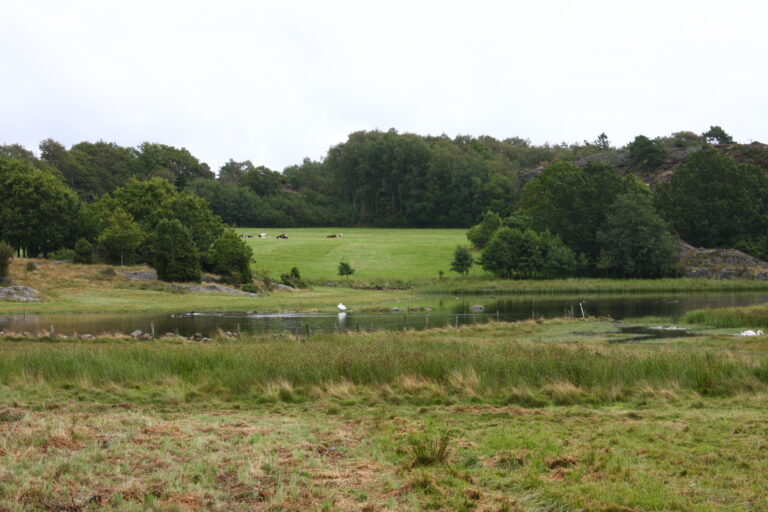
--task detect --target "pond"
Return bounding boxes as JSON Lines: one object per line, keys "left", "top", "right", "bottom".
{"left": 1, "top": 291, "right": 766, "bottom": 337}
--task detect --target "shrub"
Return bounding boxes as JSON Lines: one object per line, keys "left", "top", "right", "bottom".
{"left": 280, "top": 266, "right": 306, "bottom": 288}
{"left": 207, "top": 229, "right": 253, "bottom": 284}
{"left": 47, "top": 248, "right": 75, "bottom": 261}
{"left": 73, "top": 238, "right": 93, "bottom": 264}
{"left": 25, "top": 261, "right": 36, "bottom": 272}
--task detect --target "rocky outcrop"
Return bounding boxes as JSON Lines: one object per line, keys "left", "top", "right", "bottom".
{"left": 165, "top": 283, "right": 259, "bottom": 296}
{"left": 679, "top": 241, "right": 768, "bottom": 280}
{"left": 0, "top": 286, "right": 40, "bottom": 302}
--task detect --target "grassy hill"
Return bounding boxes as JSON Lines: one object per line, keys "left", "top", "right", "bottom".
{"left": 239, "top": 227, "right": 483, "bottom": 281}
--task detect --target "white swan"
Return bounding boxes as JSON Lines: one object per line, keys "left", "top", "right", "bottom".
{"left": 337, "top": 303, "right": 347, "bottom": 311}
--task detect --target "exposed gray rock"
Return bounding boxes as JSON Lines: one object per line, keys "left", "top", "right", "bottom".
{"left": 79, "top": 334, "right": 94, "bottom": 340}
{"left": 164, "top": 283, "right": 259, "bottom": 296}
{"left": 130, "top": 330, "right": 144, "bottom": 338}
{"left": 119, "top": 270, "right": 158, "bottom": 281}
{"left": 680, "top": 241, "right": 768, "bottom": 280}
{"left": 272, "top": 283, "right": 294, "bottom": 291}
{"left": 0, "top": 286, "right": 40, "bottom": 302}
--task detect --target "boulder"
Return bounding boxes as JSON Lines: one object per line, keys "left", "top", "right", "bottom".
{"left": 0, "top": 286, "right": 40, "bottom": 302}
{"left": 130, "top": 330, "right": 144, "bottom": 338}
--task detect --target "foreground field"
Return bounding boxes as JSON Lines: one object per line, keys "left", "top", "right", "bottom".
{"left": 1, "top": 320, "right": 768, "bottom": 510}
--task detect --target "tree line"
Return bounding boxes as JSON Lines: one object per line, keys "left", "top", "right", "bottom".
{"left": 3, "top": 124, "right": 767, "bottom": 281}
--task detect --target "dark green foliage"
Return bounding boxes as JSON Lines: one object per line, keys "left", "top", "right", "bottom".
{"left": 627, "top": 135, "right": 669, "bottom": 172}
{"left": 280, "top": 267, "right": 307, "bottom": 288}
{"left": 480, "top": 227, "right": 577, "bottom": 279}
{"left": 655, "top": 149, "right": 768, "bottom": 258}
{"left": 596, "top": 192, "right": 680, "bottom": 278}
{"left": 0, "top": 158, "right": 80, "bottom": 257}
{"left": 519, "top": 161, "right": 644, "bottom": 270}
{"left": 134, "top": 142, "right": 214, "bottom": 189}
{"left": 0, "top": 144, "right": 36, "bottom": 161}
{"left": 74, "top": 238, "right": 93, "bottom": 264}
{"left": 47, "top": 248, "right": 75, "bottom": 260}
{"left": 97, "top": 209, "right": 146, "bottom": 266}
{"left": 702, "top": 126, "right": 734, "bottom": 145}
{"left": 152, "top": 219, "right": 201, "bottom": 282}
{"left": 670, "top": 131, "right": 703, "bottom": 148}
{"left": 466, "top": 211, "right": 502, "bottom": 248}
{"left": 207, "top": 229, "right": 253, "bottom": 284}
{"left": 450, "top": 246, "right": 474, "bottom": 276}
{"left": 338, "top": 261, "right": 355, "bottom": 280}
{"left": 0, "top": 241, "right": 13, "bottom": 282}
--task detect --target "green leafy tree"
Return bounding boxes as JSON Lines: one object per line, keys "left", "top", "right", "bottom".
{"left": 338, "top": 261, "right": 355, "bottom": 280}
{"left": 702, "top": 126, "right": 734, "bottom": 145}
{"left": 134, "top": 142, "right": 214, "bottom": 189}
{"left": 597, "top": 192, "right": 680, "bottom": 278}
{"left": 207, "top": 229, "right": 253, "bottom": 284}
{"left": 466, "top": 211, "right": 502, "bottom": 248}
{"left": 450, "top": 245, "right": 474, "bottom": 276}
{"left": 538, "top": 231, "right": 578, "bottom": 277}
{"left": 73, "top": 238, "right": 93, "bottom": 264}
{"left": 152, "top": 219, "right": 201, "bottom": 282}
{"left": 519, "top": 161, "right": 644, "bottom": 270}
{"left": 480, "top": 227, "right": 543, "bottom": 279}
{"left": 97, "top": 209, "right": 146, "bottom": 266}
{"left": 0, "top": 159, "right": 80, "bottom": 257}
{"left": 0, "top": 241, "right": 13, "bottom": 282}
{"left": 655, "top": 148, "right": 768, "bottom": 257}
{"left": 626, "top": 135, "right": 669, "bottom": 172}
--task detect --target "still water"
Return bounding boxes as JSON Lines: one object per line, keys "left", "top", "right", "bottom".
{"left": 1, "top": 292, "right": 766, "bottom": 337}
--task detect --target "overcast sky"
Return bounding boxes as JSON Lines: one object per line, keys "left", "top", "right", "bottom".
{"left": 2, "top": 0, "right": 766, "bottom": 172}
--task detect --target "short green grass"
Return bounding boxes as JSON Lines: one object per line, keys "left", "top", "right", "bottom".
{"left": 240, "top": 227, "right": 479, "bottom": 281}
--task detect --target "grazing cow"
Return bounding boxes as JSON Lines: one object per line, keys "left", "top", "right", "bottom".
{"left": 258, "top": 232, "right": 269, "bottom": 238}
{"left": 277, "top": 233, "right": 288, "bottom": 239}
{"left": 326, "top": 233, "right": 344, "bottom": 238}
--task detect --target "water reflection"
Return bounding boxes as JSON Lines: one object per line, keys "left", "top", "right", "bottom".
{"left": 1, "top": 292, "right": 767, "bottom": 337}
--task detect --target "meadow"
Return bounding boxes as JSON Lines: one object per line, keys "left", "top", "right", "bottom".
{"left": 239, "top": 227, "right": 478, "bottom": 281}
{"left": 1, "top": 320, "right": 768, "bottom": 511}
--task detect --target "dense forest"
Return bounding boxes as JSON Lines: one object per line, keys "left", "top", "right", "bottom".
{"left": 1, "top": 126, "right": 767, "bottom": 280}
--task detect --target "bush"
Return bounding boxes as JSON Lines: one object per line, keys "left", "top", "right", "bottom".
{"left": 450, "top": 245, "right": 474, "bottom": 276}
{"left": 152, "top": 219, "right": 201, "bottom": 283}
{"left": 73, "top": 238, "right": 93, "bottom": 264}
{"left": 26, "top": 261, "right": 36, "bottom": 272}
{"left": 47, "top": 248, "right": 75, "bottom": 261}
{"left": 627, "top": 135, "right": 669, "bottom": 172}
{"left": 0, "top": 242, "right": 13, "bottom": 282}
{"left": 240, "top": 282, "right": 260, "bottom": 294}
{"left": 207, "top": 229, "right": 253, "bottom": 284}
{"left": 280, "top": 266, "right": 307, "bottom": 288}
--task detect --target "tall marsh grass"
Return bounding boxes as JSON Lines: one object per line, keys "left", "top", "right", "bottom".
{"left": 684, "top": 304, "right": 768, "bottom": 328}
{"left": 1, "top": 323, "right": 766, "bottom": 404}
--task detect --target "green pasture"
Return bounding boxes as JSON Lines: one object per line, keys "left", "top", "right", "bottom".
{"left": 239, "top": 227, "right": 481, "bottom": 281}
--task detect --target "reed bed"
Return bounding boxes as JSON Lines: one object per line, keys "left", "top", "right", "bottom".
{"left": 1, "top": 322, "right": 765, "bottom": 404}
{"left": 684, "top": 304, "right": 768, "bottom": 328}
